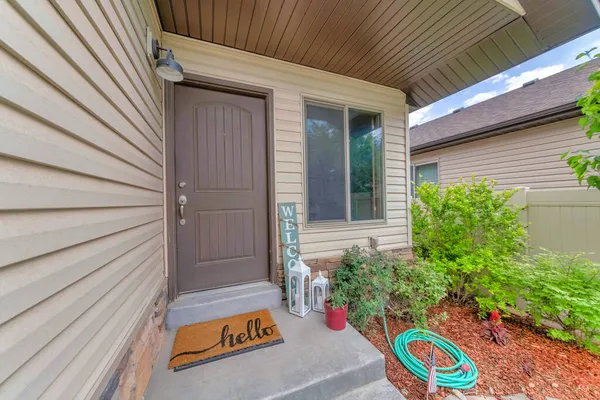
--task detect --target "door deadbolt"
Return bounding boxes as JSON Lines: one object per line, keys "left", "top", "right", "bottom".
{"left": 178, "top": 181, "right": 187, "bottom": 188}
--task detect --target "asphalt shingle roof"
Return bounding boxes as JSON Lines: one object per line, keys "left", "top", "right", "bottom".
{"left": 410, "top": 60, "right": 598, "bottom": 150}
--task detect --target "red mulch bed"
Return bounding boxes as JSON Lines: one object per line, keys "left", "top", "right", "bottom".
{"left": 365, "top": 301, "right": 600, "bottom": 400}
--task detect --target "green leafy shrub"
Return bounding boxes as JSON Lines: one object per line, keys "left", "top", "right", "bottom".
{"left": 513, "top": 250, "right": 600, "bottom": 353}
{"left": 327, "top": 288, "right": 348, "bottom": 309}
{"left": 335, "top": 245, "right": 394, "bottom": 331}
{"left": 411, "top": 176, "right": 528, "bottom": 313}
{"left": 389, "top": 259, "right": 448, "bottom": 329}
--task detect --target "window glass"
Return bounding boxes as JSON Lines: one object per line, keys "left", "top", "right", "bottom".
{"left": 349, "top": 109, "right": 384, "bottom": 221}
{"left": 306, "top": 103, "right": 346, "bottom": 222}
{"left": 415, "top": 163, "right": 438, "bottom": 189}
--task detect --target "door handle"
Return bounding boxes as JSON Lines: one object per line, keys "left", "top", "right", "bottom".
{"left": 178, "top": 195, "right": 187, "bottom": 221}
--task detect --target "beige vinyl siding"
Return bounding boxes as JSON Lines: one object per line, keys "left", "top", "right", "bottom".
{"left": 411, "top": 118, "right": 600, "bottom": 190}
{"left": 0, "top": 1, "right": 164, "bottom": 399}
{"left": 166, "top": 33, "right": 410, "bottom": 260}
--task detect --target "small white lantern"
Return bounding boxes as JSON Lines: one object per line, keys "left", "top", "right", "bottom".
{"left": 311, "top": 270, "right": 329, "bottom": 313}
{"left": 288, "top": 256, "right": 312, "bottom": 317}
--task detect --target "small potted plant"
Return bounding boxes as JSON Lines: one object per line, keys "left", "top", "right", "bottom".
{"left": 325, "top": 290, "right": 348, "bottom": 331}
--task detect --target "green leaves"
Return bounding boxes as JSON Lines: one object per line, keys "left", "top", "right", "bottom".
{"left": 328, "top": 290, "right": 347, "bottom": 309}
{"left": 391, "top": 259, "right": 448, "bottom": 329}
{"left": 564, "top": 150, "right": 600, "bottom": 186}
{"left": 412, "top": 175, "right": 600, "bottom": 353}
{"left": 336, "top": 245, "right": 395, "bottom": 331}
{"left": 513, "top": 250, "right": 600, "bottom": 353}
{"left": 576, "top": 47, "right": 597, "bottom": 60}
{"left": 411, "top": 177, "right": 528, "bottom": 310}
{"left": 564, "top": 50, "right": 600, "bottom": 190}
{"left": 337, "top": 246, "right": 449, "bottom": 331}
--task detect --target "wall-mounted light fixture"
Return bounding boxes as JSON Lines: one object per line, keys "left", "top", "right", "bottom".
{"left": 152, "top": 39, "right": 183, "bottom": 82}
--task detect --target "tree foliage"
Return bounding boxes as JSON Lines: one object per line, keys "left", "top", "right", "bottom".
{"left": 349, "top": 131, "right": 382, "bottom": 194}
{"left": 561, "top": 48, "right": 600, "bottom": 190}
{"left": 411, "top": 177, "right": 528, "bottom": 313}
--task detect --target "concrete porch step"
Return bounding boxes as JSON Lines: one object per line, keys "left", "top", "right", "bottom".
{"left": 145, "top": 308, "right": 405, "bottom": 400}
{"left": 166, "top": 281, "right": 282, "bottom": 329}
{"left": 334, "top": 379, "right": 406, "bottom": 400}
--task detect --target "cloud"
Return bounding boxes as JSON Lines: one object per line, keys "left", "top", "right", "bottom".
{"left": 409, "top": 105, "right": 433, "bottom": 127}
{"left": 463, "top": 91, "right": 498, "bottom": 107}
{"left": 504, "top": 64, "right": 565, "bottom": 92}
{"left": 489, "top": 72, "right": 508, "bottom": 84}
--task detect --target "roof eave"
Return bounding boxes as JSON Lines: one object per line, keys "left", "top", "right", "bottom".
{"left": 411, "top": 103, "right": 582, "bottom": 155}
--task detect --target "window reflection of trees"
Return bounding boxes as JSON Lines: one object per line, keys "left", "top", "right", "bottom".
{"left": 306, "top": 113, "right": 346, "bottom": 222}
{"left": 350, "top": 110, "right": 383, "bottom": 221}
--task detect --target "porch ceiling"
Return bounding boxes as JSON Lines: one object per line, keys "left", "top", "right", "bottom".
{"left": 155, "top": 0, "right": 600, "bottom": 108}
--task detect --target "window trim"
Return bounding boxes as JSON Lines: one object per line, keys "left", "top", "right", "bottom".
{"left": 302, "top": 97, "right": 387, "bottom": 229}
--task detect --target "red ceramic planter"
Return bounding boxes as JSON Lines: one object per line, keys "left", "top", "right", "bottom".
{"left": 325, "top": 301, "right": 348, "bottom": 331}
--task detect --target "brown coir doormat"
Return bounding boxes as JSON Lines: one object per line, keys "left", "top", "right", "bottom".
{"left": 168, "top": 309, "right": 284, "bottom": 371}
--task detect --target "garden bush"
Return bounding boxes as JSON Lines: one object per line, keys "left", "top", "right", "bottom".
{"left": 411, "top": 176, "right": 528, "bottom": 313}
{"left": 511, "top": 250, "right": 600, "bottom": 353}
{"left": 389, "top": 259, "right": 448, "bottom": 329}
{"left": 335, "top": 245, "right": 394, "bottom": 331}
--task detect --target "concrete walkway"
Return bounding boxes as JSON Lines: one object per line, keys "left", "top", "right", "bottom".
{"left": 145, "top": 307, "right": 405, "bottom": 399}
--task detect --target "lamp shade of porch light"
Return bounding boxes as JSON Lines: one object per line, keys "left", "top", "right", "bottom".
{"left": 311, "top": 270, "right": 329, "bottom": 313}
{"left": 156, "top": 49, "right": 183, "bottom": 82}
{"left": 288, "top": 256, "right": 312, "bottom": 318}
{"left": 151, "top": 39, "right": 183, "bottom": 82}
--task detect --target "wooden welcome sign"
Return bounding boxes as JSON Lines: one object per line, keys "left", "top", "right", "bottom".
{"left": 278, "top": 202, "right": 300, "bottom": 301}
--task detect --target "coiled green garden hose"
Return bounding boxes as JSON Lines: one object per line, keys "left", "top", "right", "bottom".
{"left": 382, "top": 307, "right": 478, "bottom": 390}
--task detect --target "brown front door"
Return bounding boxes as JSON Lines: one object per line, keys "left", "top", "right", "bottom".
{"left": 174, "top": 84, "right": 269, "bottom": 293}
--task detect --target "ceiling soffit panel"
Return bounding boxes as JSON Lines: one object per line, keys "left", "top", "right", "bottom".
{"left": 154, "top": 0, "right": 599, "bottom": 108}
{"left": 403, "top": 0, "right": 600, "bottom": 108}
{"left": 520, "top": 0, "right": 600, "bottom": 48}
{"left": 402, "top": 17, "right": 543, "bottom": 107}
{"left": 154, "top": 0, "right": 519, "bottom": 88}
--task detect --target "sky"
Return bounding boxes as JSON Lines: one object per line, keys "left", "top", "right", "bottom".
{"left": 409, "top": 28, "right": 600, "bottom": 127}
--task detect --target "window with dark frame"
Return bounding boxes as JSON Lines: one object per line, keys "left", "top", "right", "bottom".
{"left": 305, "top": 101, "right": 384, "bottom": 224}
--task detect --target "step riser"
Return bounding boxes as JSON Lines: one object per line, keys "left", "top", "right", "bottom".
{"left": 273, "top": 357, "right": 385, "bottom": 400}
{"left": 166, "top": 283, "right": 282, "bottom": 329}
{"left": 334, "top": 379, "right": 406, "bottom": 400}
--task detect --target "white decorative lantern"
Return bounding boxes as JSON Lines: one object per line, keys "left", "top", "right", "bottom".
{"left": 288, "top": 256, "right": 312, "bottom": 317}
{"left": 311, "top": 271, "right": 329, "bottom": 313}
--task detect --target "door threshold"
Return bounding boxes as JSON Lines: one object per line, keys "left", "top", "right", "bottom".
{"left": 178, "top": 281, "right": 272, "bottom": 298}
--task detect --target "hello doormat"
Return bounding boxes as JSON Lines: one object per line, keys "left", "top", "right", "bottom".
{"left": 168, "top": 309, "right": 284, "bottom": 371}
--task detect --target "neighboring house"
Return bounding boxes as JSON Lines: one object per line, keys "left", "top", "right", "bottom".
{"left": 410, "top": 60, "right": 600, "bottom": 261}
{"left": 0, "top": 1, "right": 597, "bottom": 399}
{"left": 410, "top": 60, "right": 600, "bottom": 192}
